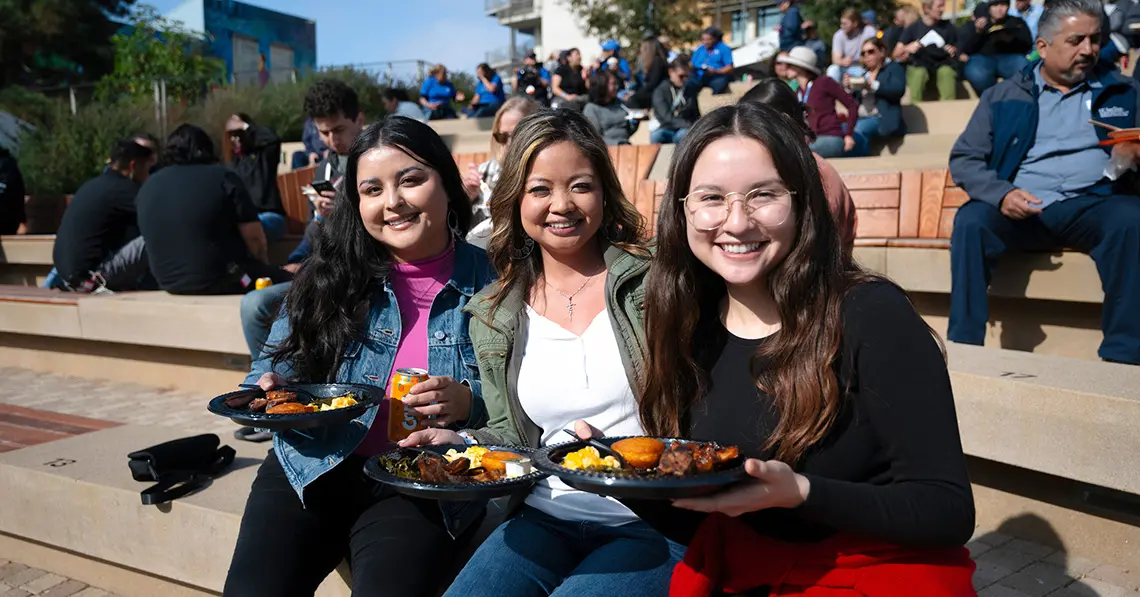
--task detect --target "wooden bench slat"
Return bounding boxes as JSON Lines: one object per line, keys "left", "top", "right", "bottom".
{"left": 898, "top": 170, "right": 922, "bottom": 237}
{"left": 918, "top": 169, "right": 949, "bottom": 239}
{"left": 850, "top": 189, "right": 901, "bottom": 209}
{"left": 855, "top": 208, "right": 901, "bottom": 238}
{"left": 839, "top": 171, "right": 902, "bottom": 191}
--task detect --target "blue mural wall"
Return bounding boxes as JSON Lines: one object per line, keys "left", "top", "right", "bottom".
{"left": 195, "top": 0, "right": 317, "bottom": 83}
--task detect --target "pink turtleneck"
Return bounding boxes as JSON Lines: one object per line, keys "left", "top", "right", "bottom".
{"left": 355, "top": 243, "right": 456, "bottom": 456}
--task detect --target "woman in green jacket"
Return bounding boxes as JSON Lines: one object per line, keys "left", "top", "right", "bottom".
{"left": 403, "top": 108, "right": 683, "bottom": 596}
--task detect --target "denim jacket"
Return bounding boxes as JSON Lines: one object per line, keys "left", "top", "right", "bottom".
{"left": 246, "top": 241, "right": 497, "bottom": 512}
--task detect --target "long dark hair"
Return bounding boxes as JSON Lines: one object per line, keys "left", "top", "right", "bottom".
{"left": 641, "top": 102, "right": 880, "bottom": 464}
{"left": 739, "top": 78, "right": 815, "bottom": 141}
{"left": 482, "top": 108, "right": 645, "bottom": 319}
{"left": 270, "top": 117, "right": 472, "bottom": 381}
{"left": 163, "top": 124, "right": 217, "bottom": 165}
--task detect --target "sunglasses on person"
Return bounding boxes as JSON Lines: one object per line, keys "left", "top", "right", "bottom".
{"left": 492, "top": 130, "right": 513, "bottom": 145}
{"left": 861, "top": 47, "right": 880, "bottom": 56}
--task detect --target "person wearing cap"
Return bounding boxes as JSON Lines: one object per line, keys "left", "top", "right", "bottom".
{"left": 777, "top": 46, "right": 858, "bottom": 157}
{"left": 862, "top": 10, "right": 879, "bottom": 31}
{"left": 827, "top": 8, "right": 880, "bottom": 82}
{"left": 691, "top": 26, "right": 735, "bottom": 95}
{"left": 597, "top": 39, "right": 632, "bottom": 83}
{"left": 778, "top": 0, "right": 805, "bottom": 51}
{"left": 515, "top": 52, "right": 551, "bottom": 105}
{"left": 959, "top": 0, "right": 1033, "bottom": 94}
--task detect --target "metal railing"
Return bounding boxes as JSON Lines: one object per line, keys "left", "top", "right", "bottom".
{"left": 486, "top": 0, "right": 537, "bottom": 19}
{"left": 486, "top": 43, "right": 535, "bottom": 66}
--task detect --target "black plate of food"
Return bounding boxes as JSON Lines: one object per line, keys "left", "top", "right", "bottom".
{"left": 363, "top": 444, "right": 547, "bottom": 501}
{"left": 207, "top": 383, "right": 383, "bottom": 431}
{"left": 533, "top": 436, "right": 747, "bottom": 500}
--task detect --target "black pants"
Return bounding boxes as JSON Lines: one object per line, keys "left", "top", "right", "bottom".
{"left": 224, "top": 451, "right": 475, "bottom": 597}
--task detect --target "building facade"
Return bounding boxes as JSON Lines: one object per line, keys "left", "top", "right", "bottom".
{"left": 167, "top": 0, "right": 317, "bottom": 86}
{"left": 485, "top": 0, "right": 602, "bottom": 74}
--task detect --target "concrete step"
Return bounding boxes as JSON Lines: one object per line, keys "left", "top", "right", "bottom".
{"left": 901, "top": 100, "right": 978, "bottom": 135}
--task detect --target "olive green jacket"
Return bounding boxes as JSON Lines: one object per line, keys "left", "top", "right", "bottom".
{"left": 463, "top": 244, "right": 649, "bottom": 449}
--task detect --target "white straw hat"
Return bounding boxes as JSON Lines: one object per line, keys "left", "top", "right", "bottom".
{"left": 776, "top": 46, "right": 820, "bottom": 75}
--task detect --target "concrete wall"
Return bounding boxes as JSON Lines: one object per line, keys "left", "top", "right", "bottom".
{"left": 540, "top": 0, "right": 603, "bottom": 65}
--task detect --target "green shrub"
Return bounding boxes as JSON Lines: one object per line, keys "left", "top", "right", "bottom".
{"left": 16, "top": 98, "right": 158, "bottom": 196}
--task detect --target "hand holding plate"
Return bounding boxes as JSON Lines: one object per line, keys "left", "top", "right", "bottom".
{"left": 671, "top": 458, "right": 810, "bottom": 516}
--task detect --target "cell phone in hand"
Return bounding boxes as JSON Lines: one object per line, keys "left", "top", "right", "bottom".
{"left": 312, "top": 179, "right": 336, "bottom": 195}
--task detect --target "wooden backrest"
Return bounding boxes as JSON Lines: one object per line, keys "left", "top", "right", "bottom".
{"left": 628, "top": 168, "right": 966, "bottom": 243}
{"left": 277, "top": 166, "right": 317, "bottom": 235}
{"left": 607, "top": 145, "right": 661, "bottom": 205}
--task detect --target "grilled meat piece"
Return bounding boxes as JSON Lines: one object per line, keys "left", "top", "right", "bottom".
{"left": 224, "top": 394, "right": 256, "bottom": 410}
{"left": 714, "top": 445, "right": 740, "bottom": 464}
{"left": 248, "top": 398, "right": 268, "bottom": 413}
{"left": 265, "top": 390, "right": 298, "bottom": 409}
{"left": 691, "top": 443, "right": 716, "bottom": 473}
{"left": 417, "top": 452, "right": 452, "bottom": 483}
{"left": 657, "top": 444, "right": 696, "bottom": 477}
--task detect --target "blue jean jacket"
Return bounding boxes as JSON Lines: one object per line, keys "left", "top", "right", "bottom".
{"left": 245, "top": 241, "right": 497, "bottom": 532}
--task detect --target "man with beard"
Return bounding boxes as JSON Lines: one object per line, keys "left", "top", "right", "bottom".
{"left": 949, "top": 0, "right": 1140, "bottom": 366}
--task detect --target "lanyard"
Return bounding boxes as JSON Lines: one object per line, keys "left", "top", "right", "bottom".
{"left": 799, "top": 81, "right": 813, "bottom": 105}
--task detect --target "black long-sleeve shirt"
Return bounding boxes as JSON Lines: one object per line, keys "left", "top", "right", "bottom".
{"left": 631, "top": 282, "right": 975, "bottom": 549}
{"left": 959, "top": 15, "right": 1033, "bottom": 57}
{"left": 229, "top": 124, "right": 283, "bottom": 215}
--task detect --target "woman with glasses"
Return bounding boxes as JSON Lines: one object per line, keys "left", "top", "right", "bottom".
{"left": 634, "top": 102, "right": 976, "bottom": 594}
{"left": 461, "top": 97, "right": 543, "bottom": 248}
{"left": 844, "top": 37, "right": 908, "bottom": 157}
{"left": 403, "top": 108, "right": 684, "bottom": 597}
{"left": 739, "top": 78, "right": 857, "bottom": 255}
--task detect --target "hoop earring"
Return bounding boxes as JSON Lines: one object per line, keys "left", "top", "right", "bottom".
{"left": 511, "top": 236, "right": 535, "bottom": 260}
{"left": 447, "top": 210, "right": 461, "bottom": 238}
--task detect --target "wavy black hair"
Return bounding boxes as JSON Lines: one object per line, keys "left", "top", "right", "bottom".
{"left": 305, "top": 79, "right": 360, "bottom": 121}
{"left": 269, "top": 117, "right": 472, "bottom": 381}
{"left": 162, "top": 124, "right": 217, "bottom": 165}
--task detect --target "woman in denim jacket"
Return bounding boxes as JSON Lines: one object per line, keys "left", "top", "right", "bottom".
{"left": 223, "top": 117, "right": 497, "bottom": 597}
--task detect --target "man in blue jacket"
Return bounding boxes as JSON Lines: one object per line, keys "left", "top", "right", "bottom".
{"left": 779, "top": 0, "right": 804, "bottom": 51}
{"left": 948, "top": 0, "right": 1140, "bottom": 365}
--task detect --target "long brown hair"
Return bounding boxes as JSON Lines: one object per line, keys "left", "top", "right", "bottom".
{"left": 489, "top": 97, "right": 542, "bottom": 162}
{"left": 483, "top": 108, "right": 646, "bottom": 318}
{"left": 640, "top": 103, "right": 880, "bottom": 464}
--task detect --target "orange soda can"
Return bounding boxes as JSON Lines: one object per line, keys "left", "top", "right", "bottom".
{"left": 254, "top": 277, "right": 273, "bottom": 290}
{"left": 388, "top": 367, "right": 430, "bottom": 441}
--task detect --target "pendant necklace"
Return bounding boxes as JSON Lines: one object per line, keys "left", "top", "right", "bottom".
{"left": 546, "top": 269, "right": 604, "bottom": 321}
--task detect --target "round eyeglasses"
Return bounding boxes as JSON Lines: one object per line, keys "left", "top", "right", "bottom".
{"left": 679, "top": 188, "right": 795, "bottom": 231}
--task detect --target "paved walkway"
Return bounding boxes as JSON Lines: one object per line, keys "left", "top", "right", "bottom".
{"left": 0, "top": 560, "right": 119, "bottom": 597}
{"left": 0, "top": 366, "right": 1137, "bottom": 596}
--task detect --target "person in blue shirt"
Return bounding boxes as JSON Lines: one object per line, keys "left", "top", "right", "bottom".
{"left": 419, "top": 64, "right": 466, "bottom": 120}
{"left": 690, "top": 27, "right": 735, "bottom": 95}
{"left": 779, "top": 0, "right": 805, "bottom": 51}
{"left": 1009, "top": 0, "right": 1045, "bottom": 38}
{"left": 465, "top": 63, "right": 507, "bottom": 118}
{"left": 596, "top": 39, "right": 632, "bottom": 83}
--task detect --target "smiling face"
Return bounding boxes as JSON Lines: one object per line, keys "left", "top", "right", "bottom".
{"left": 685, "top": 136, "right": 797, "bottom": 289}
{"left": 519, "top": 141, "right": 604, "bottom": 261}
{"left": 356, "top": 145, "right": 452, "bottom": 263}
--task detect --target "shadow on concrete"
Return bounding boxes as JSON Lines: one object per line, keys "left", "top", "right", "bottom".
{"left": 972, "top": 513, "right": 1099, "bottom": 595}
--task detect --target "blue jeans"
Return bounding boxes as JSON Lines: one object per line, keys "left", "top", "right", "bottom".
{"left": 465, "top": 102, "right": 503, "bottom": 118}
{"left": 949, "top": 196, "right": 1140, "bottom": 364}
{"left": 442, "top": 506, "right": 685, "bottom": 597}
{"left": 240, "top": 281, "right": 291, "bottom": 359}
{"left": 650, "top": 127, "right": 688, "bottom": 144}
{"left": 963, "top": 54, "right": 1029, "bottom": 94}
{"left": 689, "top": 72, "right": 730, "bottom": 95}
{"left": 850, "top": 116, "right": 881, "bottom": 157}
{"left": 810, "top": 135, "right": 845, "bottom": 158}
{"left": 258, "top": 212, "right": 286, "bottom": 242}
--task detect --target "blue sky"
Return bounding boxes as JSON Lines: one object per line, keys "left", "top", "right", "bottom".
{"left": 146, "top": 0, "right": 511, "bottom": 71}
